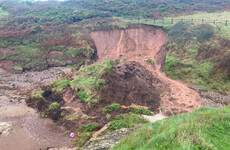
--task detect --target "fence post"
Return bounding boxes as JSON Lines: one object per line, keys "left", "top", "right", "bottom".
{"left": 162, "top": 19, "right": 164, "bottom": 24}
{"left": 213, "top": 20, "right": 215, "bottom": 24}
{"left": 181, "top": 18, "right": 183, "bottom": 22}
{"left": 191, "top": 19, "right": 193, "bottom": 23}
{"left": 225, "top": 20, "right": 228, "bottom": 26}
{"left": 202, "top": 19, "right": 204, "bottom": 23}
{"left": 171, "top": 18, "right": 174, "bottom": 24}
{"left": 154, "top": 18, "right": 156, "bottom": 24}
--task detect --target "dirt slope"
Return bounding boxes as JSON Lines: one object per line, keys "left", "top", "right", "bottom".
{"left": 90, "top": 24, "right": 203, "bottom": 115}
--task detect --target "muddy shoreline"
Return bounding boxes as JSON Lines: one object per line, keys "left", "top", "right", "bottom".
{"left": 0, "top": 67, "right": 74, "bottom": 150}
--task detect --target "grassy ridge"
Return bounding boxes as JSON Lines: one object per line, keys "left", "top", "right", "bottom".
{"left": 112, "top": 106, "right": 230, "bottom": 150}
{"left": 0, "top": 7, "right": 8, "bottom": 18}
{"left": 165, "top": 22, "right": 230, "bottom": 92}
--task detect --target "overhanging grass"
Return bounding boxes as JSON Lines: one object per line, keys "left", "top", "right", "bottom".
{"left": 112, "top": 106, "right": 230, "bottom": 150}
{"left": 70, "top": 60, "right": 115, "bottom": 103}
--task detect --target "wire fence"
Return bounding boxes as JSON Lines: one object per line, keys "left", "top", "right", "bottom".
{"left": 121, "top": 17, "right": 230, "bottom": 26}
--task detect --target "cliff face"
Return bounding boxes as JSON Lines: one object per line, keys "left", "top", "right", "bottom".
{"left": 90, "top": 24, "right": 166, "bottom": 65}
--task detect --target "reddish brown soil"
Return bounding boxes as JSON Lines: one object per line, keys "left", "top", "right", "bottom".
{"left": 90, "top": 24, "right": 203, "bottom": 115}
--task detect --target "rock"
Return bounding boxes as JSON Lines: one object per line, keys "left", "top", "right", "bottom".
{"left": 82, "top": 128, "right": 134, "bottom": 150}
{"left": 190, "top": 86, "right": 230, "bottom": 107}
{"left": 0, "top": 122, "right": 12, "bottom": 136}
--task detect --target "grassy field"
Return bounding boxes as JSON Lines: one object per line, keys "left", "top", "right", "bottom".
{"left": 115, "top": 17, "right": 173, "bottom": 32}
{"left": 0, "top": 8, "right": 8, "bottom": 18}
{"left": 165, "top": 11, "right": 230, "bottom": 21}
{"left": 112, "top": 106, "right": 230, "bottom": 150}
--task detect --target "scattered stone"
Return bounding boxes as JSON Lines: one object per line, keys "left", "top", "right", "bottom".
{"left": 82, "top": 128, "right": 134, "bottom": 150}
{"left": 0, "top": 122, "right": 12, "bottom": 136}
{"left": 190, "top": 86, "right": 230, "bottom": 107}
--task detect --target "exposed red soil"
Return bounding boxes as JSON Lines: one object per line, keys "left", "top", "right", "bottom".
{"left": 90, "top": 24, "right": 203, "bottom": 115}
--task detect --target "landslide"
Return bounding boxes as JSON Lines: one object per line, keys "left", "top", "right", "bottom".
{"left": 91, "top": 24, "right": 203, "bottom": 115}
{"left": 26, "top": 60, "right": 160, "bottom": 147}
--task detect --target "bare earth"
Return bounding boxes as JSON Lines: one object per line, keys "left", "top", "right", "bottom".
{"left": 91, "top": 24, "right": 203, "bottom": 115}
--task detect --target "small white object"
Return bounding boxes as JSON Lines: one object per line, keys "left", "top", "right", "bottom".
{"left": 70, "top": 132, "right": 75, "bottom": 138}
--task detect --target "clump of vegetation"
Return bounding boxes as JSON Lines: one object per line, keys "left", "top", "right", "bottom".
{"left": 108, "top": 113, "right": 148, "bottom": 132}
{"left": 145, "top": 58, "right": 154, "bottom": 65}
{"left": 70, "top": 60, "right": 115, "bottom": 104}
{"left": 31, "top": 89, "right": 44, "bottom": 99}
{"left": 48, "top": 102, "right": 60, "bottom": 110}
{"left": 106, "top": 114, "right": 111, "bottom": 120}
{"left": 51, "top": 79, "right": 69, "bottom": 94}
{"left": 129, "top": 107, "right": 153, "bottom": 116}
{"left": 112, "top": 106, "right": 230, "bottom": 150}
{"left": 103, "top": 103, "right": 122, "bottom": 113}
{"left": 74, "top": 122, "right": 100, "bottom": 147}
{"left": 40, "top": 112, "right": 48, "bottom": 118}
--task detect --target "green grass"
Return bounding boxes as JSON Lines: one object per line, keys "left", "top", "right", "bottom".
{"left": 51, "top": 78, "right": 70, "bottom": 94}
{"left": 116, "top": 17, "right": 173, "bottom": 32}
{"left": 48, "top": 102, "right": 60, "bottom": 110}
{"left": 31, "top": 89, "right": 44, "bottom": 99}
{"left": 215, "top": 24, "right": 230, "bottom": 39}
{"left": 129, "top": 107, "right": 153, "bottom": 116}
{"left": 103, "top": 103, "right": 122, "bottom": 113}
{"left": 112, "top": 106, "right": 230, "bottom": 150}
{"left": 145, "top": 59, "right": 154, "bottom": 65}
{"left": 164, "top": 11, "right": 230, "bottom": 22}
{"left": 70, "top": 60, "right": 115, "bottom": 103}
{"left": 107, "top": 113, "right": 148, "bottom": 132}
{"left": 74, "top": 122, "right": 100, "bottom": 147}
{"left": 0, "top": 8, "right": 8, "bottom": 18}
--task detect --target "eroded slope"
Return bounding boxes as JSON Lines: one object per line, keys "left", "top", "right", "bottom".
{"left": 91, "top": 24, "right": 203, "bottom": 115}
